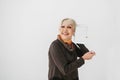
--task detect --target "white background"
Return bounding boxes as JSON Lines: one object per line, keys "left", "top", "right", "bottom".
{"left": 0, "top": 0, "right": 120, "bottom": 80}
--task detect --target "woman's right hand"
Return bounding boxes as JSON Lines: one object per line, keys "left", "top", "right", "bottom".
{"left": 82, "top": 51, "right": 96, "bottom": 60}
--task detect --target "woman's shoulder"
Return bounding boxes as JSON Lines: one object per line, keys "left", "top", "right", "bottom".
{"left": 49, "top": 39, "right": 63, "bottom": 50}
{"left": 50, "top": 39, "right": 62, "bottom": 46}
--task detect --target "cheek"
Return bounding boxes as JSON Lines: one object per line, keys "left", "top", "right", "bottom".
{"left": 69, "top": 30, "right": 75, "bottom": 35}
{"left": 59, "top": 28, "right": 62, "bottom": 33}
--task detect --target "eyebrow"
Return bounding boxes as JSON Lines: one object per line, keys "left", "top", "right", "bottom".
{"left": 68, "top": 24, "right": 73, "bottom": 26}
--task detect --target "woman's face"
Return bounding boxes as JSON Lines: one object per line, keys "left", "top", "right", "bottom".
{"left": 59, "top": 20, "right": 75, "bottom": 41}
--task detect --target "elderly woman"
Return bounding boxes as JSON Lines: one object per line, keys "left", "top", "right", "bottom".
{"left": 48, "top": 18, "right": 95, "bottom": 80}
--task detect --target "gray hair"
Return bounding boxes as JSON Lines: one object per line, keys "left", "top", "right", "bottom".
{"left": 61, "top": 18, "right": 77, "bottom": 32}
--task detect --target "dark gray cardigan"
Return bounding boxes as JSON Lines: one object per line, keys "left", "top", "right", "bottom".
{"left": 48, "top": 39, "right": 89, "bottom": 80}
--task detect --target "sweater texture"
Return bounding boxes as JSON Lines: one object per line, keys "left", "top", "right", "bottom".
{"left": 48, "top": 39, "right": 89, "bottom": 80}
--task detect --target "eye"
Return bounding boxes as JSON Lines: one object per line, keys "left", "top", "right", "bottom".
{"left": 61, "top": 26, "right": 65, "bottom": 28}
{"left": 67, "top": 26, "right": 72, "bottom": 29}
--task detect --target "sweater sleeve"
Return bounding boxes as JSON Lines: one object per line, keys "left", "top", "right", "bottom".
{"left": 76, "top": 43, "right": 89, "bottom": 57}
{"left": 49, "top": 42, "right": 85, "bottom": 76}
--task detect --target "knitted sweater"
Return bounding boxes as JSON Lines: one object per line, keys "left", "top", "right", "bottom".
{"left": 48, "top": 39, "right": 89, "bottom": 80}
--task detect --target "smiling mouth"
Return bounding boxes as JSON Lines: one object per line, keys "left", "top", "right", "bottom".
{"left": 62, "top": 32, "right": 69, "bottom": 36}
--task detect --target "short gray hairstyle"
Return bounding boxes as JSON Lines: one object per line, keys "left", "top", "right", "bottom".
{"left": 61, "top": 18, "right": 77, "bottom": 32}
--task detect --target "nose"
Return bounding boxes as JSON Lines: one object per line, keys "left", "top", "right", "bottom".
{"left": 63, "top": 27, "right": 67, "bottom": 31}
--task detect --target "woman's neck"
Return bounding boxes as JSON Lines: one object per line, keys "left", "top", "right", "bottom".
{"left": 57, "top": 35, "right": 72, "bottom": 45}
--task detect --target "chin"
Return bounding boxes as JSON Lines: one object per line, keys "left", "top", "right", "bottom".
{"left": 62, "top": 37, "right": 71, "bottom": 40}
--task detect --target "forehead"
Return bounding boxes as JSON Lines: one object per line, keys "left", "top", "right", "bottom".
{"left": 62, "top": 20, "right": 74, "bottom": 26}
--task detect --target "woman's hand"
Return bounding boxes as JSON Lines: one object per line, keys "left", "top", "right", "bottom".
{"left": 82, "top": 51, "right": 96, "bottom": 60}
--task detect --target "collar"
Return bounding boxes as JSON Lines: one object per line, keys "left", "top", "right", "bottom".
{"left": 57, "top": 35, "right": 72, "bottom": 45}
{"left": 57, "top": 34, "right": 75, "bottom": 51}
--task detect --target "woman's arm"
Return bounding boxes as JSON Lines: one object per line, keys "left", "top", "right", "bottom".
{"left": 49, "top": 42, "right": 85, "bottom": 76}
{"left": 75, "top": 43, "right": 89, "bottom": 57}
{"left": 75, "top": 43, "right": 95, "bottom": 60}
